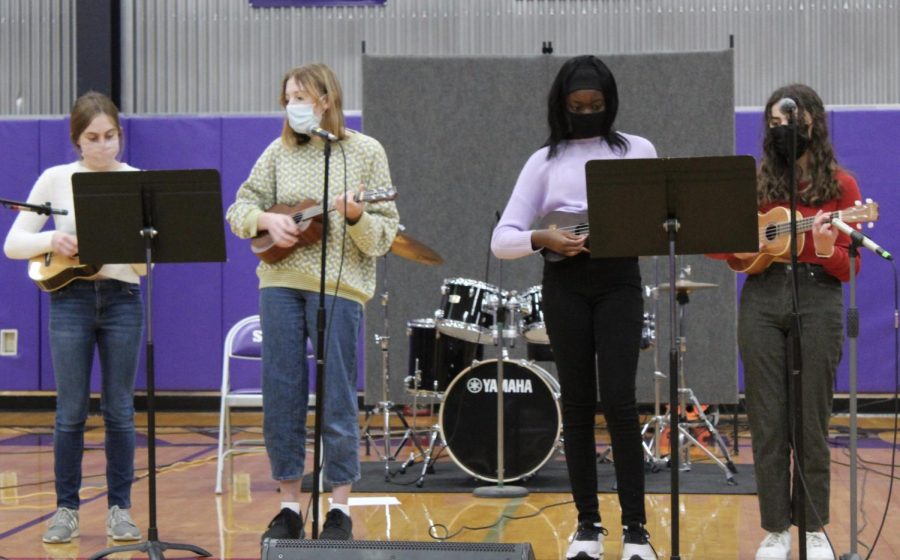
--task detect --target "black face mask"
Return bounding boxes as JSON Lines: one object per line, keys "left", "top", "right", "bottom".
{"left": 769, "top": 125, "right": 810, "bottom": 161}
{"left": 567, "top": 111, "right": 608, "bottom": 139}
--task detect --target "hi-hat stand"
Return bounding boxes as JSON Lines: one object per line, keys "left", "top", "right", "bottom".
{"left": 396, "top": 369, "right": 444, "bottom": 487}
{"left": 640, "top": 272, "right": 737, "bottom": 482}
{"left": 362, "top": 254, "right": 428, "bottom": 481}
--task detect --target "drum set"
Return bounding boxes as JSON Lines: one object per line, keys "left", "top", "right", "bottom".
{"left": 366, "top": 229, "right": 736, "bottom": 487}
{"left": 403, "top": 278, "right": 563, "bottom": 486}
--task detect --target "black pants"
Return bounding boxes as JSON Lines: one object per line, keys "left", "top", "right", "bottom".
{"left": 542, "top": 254, "right": 646, "bottom": 527}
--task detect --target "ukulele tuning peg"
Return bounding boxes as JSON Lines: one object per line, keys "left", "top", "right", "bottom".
{"left": 867, "top": 223, "right": 874, "bottom": 229}
{"left": 866, "top": 197, "right": 873, "bottom": 204}
{"left": 854, "top": 200, "right": 861, "bottom": 206}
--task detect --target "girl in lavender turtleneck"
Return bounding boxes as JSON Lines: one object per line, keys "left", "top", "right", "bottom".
{"left": 491, "top": 55, "right": 657, "bottom": 560}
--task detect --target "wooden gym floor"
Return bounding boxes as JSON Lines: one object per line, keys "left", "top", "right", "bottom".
{"left": 0, "top": 411, "right": 898, "bottom": 559}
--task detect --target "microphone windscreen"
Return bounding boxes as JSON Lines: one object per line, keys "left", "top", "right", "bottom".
{"left": 778, "top": 97, "right": 797, "bottom": 113}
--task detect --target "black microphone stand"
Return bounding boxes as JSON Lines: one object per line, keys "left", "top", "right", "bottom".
{"left": 785, "top": 108, "right": 808, "bottom": 560}
{"left": 0, "top": 197, "right": 68, "bottom": 215}
{"left": 310, "top": 137, "right": 333, "bottom": 539}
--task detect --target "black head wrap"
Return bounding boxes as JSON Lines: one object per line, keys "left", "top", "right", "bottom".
{"left": 564, "top": 58, "right": 604, "bottom": 94}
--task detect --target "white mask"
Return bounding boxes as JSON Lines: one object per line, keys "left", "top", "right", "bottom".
{"left": 286, "top": 103, "right": 320, "bottom": 135}
{"left": 80, "top": 136, "right": 120, "bottom": 170}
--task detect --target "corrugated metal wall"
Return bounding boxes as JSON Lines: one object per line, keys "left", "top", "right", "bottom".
{"left": 2, "top": 0, "right": 899, "bottom": 115}
{"left": 0, "top": 0, "right": 76, "bottom": 115}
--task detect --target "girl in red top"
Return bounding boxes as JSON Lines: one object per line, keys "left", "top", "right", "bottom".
{"left": 725, "top": 84, "right": 861, "bottom": 560}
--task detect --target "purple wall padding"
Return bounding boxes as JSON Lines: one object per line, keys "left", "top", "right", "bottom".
{"left": 831, "top": 109, "right": 900, "bottom": 392}
{"left": 3, "top": 111, "right": 892, "bottom": 394}
{"left": 0, "top": 121, "right": 42, "bottom": 390}
{"left": 5, "top": 114, "right": 365, "bottom": 393}
{"left": 734, "top": 109, "right": 899, "bottom": 393}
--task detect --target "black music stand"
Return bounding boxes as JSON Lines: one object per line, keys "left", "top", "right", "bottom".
{"left": 72, "top": 169, "right": 226, "bottom": 560}
{"left": 585, "top": 156, "right": 757, "bottom": 560}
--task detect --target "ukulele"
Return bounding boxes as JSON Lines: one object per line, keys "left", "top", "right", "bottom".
{"left": 535, "top": 211, "right": 590, "bottom": 262}
{"left": 726, "top": 200, "right": 879, "bottom": 274}
{"left": 250, "top": 187, "right": 397, "bottom": 264}
{"left": 28, "top": 253, "right": 101, "bottom": 292}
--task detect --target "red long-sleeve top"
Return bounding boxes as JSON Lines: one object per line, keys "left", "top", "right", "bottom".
{"left": 710, "top": 169, "right": 863, "bottom": 282}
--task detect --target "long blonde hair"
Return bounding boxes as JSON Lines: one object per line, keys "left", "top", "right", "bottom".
{"left": 279, "top": 63, "right": 346, "bottom": 147}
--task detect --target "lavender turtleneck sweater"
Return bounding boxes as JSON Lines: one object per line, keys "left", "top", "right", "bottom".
{"left": 491, "top": 134, "right": 657, "bottom": 260}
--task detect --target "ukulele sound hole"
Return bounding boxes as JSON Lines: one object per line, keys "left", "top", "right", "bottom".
{"left": 764, "top": 224, "right": 778, "bottom": 241}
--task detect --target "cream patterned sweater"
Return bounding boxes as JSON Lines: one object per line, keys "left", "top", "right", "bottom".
{"left": 226, "top": 131, "right": 399, "bottom": 305}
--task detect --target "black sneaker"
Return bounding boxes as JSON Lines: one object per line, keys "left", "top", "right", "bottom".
{"left": 261, "top": 508, "right": 304, "bottom": 543}
{"left": 566, "top": 520, "right": 607, "bottom": 559}
{"left": 319, "top": 509, "right": 353, "bottom": 540}
{"left": 622, "top": 524, "right": 656, "bottom": 560}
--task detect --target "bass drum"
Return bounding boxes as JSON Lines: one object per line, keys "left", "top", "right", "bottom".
{"left": 439, "top": 359, "right": 561, "bottom": 482}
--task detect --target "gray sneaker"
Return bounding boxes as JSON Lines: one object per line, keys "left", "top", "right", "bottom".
{"left": 42, "top": 507, "right": 80, "bottom": 543}
{"left": 107, "top": 505, "right": 142, "bottom": 541}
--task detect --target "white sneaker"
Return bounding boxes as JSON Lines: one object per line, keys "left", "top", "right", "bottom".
{"left": 755, "top": 530, "right": 791, "bottom": 560}
{"left": 566, "top": 520, "right": 606, "bottom": 559}
{"left": 805, "top": 531, "right": 835, "bottom": 560}
{"left": 622, "top": 524, "right": 656, "bottom": 559}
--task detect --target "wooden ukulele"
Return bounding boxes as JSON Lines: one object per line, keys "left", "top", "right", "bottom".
{"left": 28, "top": 253, "right": 101, "bottom": 292}
{"left": 250, "top": 187, "right": 397, "bottom": 264}
{"left": 726, "top": 200, "right": 880, "bottom": 274}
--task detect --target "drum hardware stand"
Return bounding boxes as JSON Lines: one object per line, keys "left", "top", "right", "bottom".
{"left": 640, "top": 280, "right": 737, "bottom": 483}
{"left": 362, "top": 255, "right": 428, "bottom": 481}
{"left": 395, "top": 359, "right": 445, "bottom": 488}
{"left": 640, "top": 262, "right": 670, "bottom": 472}
{"left": 473, "top": 291, "right": 529, "bottom": 498}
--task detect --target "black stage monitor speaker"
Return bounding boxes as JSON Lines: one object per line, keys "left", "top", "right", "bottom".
{"left": 261, "top": 539, "right": 536, "bottom": 559}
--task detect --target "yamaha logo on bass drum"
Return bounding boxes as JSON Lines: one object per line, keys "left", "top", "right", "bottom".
{"left": 466, "top": 377, "right": 534, "bottom": 394}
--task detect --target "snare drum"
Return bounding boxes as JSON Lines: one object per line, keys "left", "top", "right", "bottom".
{"left": 519, "top": 285, "right": 549, "bottom": 345}
{"left": 439, "top": 359, "right": 561, "bottom": 482}
{"left": 406, "top": 318, "right": 482, "bottom": 396}
{"left": 436, "top": 278, "right": 500, "bottom": 344}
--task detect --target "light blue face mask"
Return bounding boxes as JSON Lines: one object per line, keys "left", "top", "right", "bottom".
{"left": 285, "top": 103, "right": 320, "bottom": 135}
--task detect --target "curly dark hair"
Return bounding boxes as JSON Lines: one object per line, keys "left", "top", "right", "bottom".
{"left": 758, "top": 84, "right": 841, "bottom": 206}
{"left": 544, "top": 55, "right": 629, "bottom": 159}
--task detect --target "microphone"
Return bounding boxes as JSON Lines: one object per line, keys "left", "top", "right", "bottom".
{"left": 308, "top": 125, "right": 338, "bottom": 142}
{"left": 778, "top": 97, "right": 797, "bottom": 114}
{"left": 831, "top": 217, "right": 893, "bottom": 261}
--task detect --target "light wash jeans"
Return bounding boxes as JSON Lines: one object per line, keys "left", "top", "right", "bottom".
{"left": 259, "top": 287, "right": 362, "bottom": 486}
{"left": 49, "top": 279, "right": 143, "bottom": 510}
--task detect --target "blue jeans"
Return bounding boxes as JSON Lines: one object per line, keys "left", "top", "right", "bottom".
{"left": 260, "top": 287, "right": 362, "bottom": 486}
{"left": 49, "top": 279, "right": 144, "bottom": 510}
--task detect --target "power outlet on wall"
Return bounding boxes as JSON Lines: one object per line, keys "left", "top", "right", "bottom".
{"left": 0, "top": 329, "right": 17, "bottom": 356}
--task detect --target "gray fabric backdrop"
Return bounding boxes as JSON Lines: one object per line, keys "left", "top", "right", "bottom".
{"left": 361, "top": 51, "right": 739, "bottom": 405}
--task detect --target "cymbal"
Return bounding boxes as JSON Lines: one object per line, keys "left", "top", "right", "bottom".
{"left": 655, "top": 279, "right": 718, "bottom": 292}
{"left": 390, "top": 230, "right": 444, "bottom": 265}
